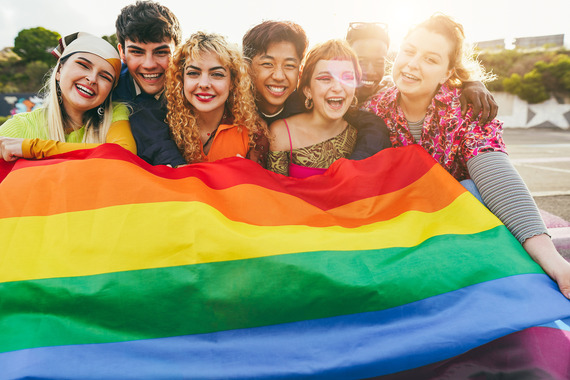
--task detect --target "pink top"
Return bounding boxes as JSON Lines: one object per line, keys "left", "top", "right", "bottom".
{"left": 284, "top": 119, "right": 327, "bottom": 179}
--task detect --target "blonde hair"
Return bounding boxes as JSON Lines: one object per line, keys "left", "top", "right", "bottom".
{"left": 40, "top": 55, "right": 114, "bottom": 143}
{"left": 298, "top": 39, "right": 361, "bottom": 107}
{"left": 166, "top": 31, "right": 267, "bottom": 163}
{"left": 407, "top": 13, "right": 495, "bottom": 87}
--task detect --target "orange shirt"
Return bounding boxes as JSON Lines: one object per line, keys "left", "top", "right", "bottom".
{"left": 200, "top": 124, "right": 249, "bottom": 162}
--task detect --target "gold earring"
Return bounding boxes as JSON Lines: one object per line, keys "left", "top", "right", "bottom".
{"left": 305, "top": 97, "right": 313, "bottom": 110}
{"left": 350, "top": 96, "right": 358, "bottom": 108}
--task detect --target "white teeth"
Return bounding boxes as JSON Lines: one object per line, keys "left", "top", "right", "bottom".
{"left": 327, "top": 98, "right": 344, "bottom": 102}
{"left": 267, "top": 86, "right": 286, "bottom": 94}
{"left": 402, "top": 72, "right": 419, "bottom": 80}
{"left": 361, "top": 80, "right": 375, "bottom": 86}
{"left": 196, "top": 94, "right": 215, "bottom": 100}
{"left": 76, "top": 84, "right": 94, "bottom": 96}
{"left": 141, "top": 73, "right": 160, "bottom": 79}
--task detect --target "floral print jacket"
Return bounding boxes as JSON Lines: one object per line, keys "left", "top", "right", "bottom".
{"left": 362, "top": 84, "right": 507, "bottom": 181}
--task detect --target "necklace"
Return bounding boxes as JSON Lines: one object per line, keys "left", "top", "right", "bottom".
{"left": 261, "top": 107, "right": 284, "bottom": 118}
{"left": 203, "top": 126, "right": 219, "bottom": 147}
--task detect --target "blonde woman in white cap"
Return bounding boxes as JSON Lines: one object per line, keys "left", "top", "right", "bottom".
{"left": 0, "top": 32, "right": 136, "bottom": 161}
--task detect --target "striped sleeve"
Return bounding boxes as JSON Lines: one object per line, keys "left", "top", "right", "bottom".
{"left": 467, "top": 151, "right": 548, "bottom": 243}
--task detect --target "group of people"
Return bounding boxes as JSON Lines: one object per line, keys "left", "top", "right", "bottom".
{"left": 0, "top": 0, "right": 569, "bottom": 299}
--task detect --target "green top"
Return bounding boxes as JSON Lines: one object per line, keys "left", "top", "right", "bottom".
{"left": 0, "top": 103, "right": 130, "bottom": 141}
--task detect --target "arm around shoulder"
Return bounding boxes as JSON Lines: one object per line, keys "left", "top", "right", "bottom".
{"left": 345, "top": 110, "right": 391, "bottom": 160}
{"left": 105, "top": 119, "right": 136, "bottom": 154}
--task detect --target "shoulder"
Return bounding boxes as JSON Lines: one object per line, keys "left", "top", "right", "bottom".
{"left": 434, "top": 85, "right": 462, "bottom": 108}
{"left": 111, "top": 102, "right": 131, "bottom": 121}
{"left": 269, "top": 119, "right": 292, "bottom": 152}
{"left": 0, "top": 108, "right": 46, "bottom": 138}
{"left": 362, "top": 86, "right": 398, "bottom": 113}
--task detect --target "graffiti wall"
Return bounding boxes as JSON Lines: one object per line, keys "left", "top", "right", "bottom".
{"left": 0, "top": 93, "right": 43, "bottom": 117}
{"left": 495, "top": 92, "right": 570, "bottom": 129}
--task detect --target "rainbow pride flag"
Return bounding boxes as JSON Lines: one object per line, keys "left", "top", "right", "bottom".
{"left": 0, "top": 144, "right": 569, "bottom": 379}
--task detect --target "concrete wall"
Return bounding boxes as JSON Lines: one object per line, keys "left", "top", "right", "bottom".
{"left": 495, "top": 92, "right": 570, "bottom": 129}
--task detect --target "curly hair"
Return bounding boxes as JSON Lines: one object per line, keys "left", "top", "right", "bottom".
{"left": 166, "top": 31, "right": 267, "bottom": 163}
{"left": 408, "top": 13, "right": 495, "bottom": 87}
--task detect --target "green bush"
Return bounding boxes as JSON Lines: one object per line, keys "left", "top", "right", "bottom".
{"left": 479, "top": 48, "right": 570, "bottom": 102}
{"left": 0, "top": 115, "right": 11, "bottom": 126}
{"left": 502, "top": 71, "right": 550, "bottom": 104}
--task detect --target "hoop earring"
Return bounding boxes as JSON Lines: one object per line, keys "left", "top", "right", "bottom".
{"left": 97, "top": 105, "right": 105, "bottom": 117}
{"left": 305, "top": 97, "right": 313, "bottom": 110}
{"left": 56, "top": 81, "right": 63, "bottom": 104}
{"left": 350, "top": 95, "right": 358, "bottom": 108}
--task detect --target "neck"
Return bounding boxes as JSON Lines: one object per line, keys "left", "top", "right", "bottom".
{"left": 62, "top": 105, "right": 85, "bottom": 133}
{"left": 398, "top": 93, "right": 432, "bottom": 123}
{"left": 258, "top": 100, "right": 284, "bottom": 117}
{"left": 197, "top": 107, "right": 226, "bottom": 134}
{"left": 305, "top": 110, "right": 346, "bottom": 137}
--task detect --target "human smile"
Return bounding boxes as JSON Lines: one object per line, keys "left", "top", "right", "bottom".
{"left": 139, "top": 73, "right": 163, "bottom": 82}
{"left": 195, "top": 93, "right": 216, "bottom": 102}
{"left": 326, "top": 97, "right": 345, "bottom": 110}
{"left": 75, "top": 83, "right": 95, "bottom": 98}
{"left": 360, "top": 79, "right": 378, "bottom": 87}
{"left": 266, "top": 85, "right": 287, "bottom": 96}
{"left": 401, "top": 72, "right": 420, "bottom": 82}
{"left": 360, "top": 80, "right": 377, "bottom": 87}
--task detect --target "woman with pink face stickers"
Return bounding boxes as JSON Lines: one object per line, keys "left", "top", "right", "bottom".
{"left": 165, "top": 32, "right": 268, "bottom": 166}
{"left": 364, "top": 13, "right": 570, "bottom": 299}
{"left": 267, "top": 40, "right": 361, "bottom": 178}
{"left": 0, "top": 32, "right": 135, "bottom": 161}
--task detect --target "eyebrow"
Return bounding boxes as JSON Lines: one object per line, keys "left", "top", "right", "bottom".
{"left": 315, "top": 70, "right": 355, "bottom": 77}
{"left": 404, "top": 42, "right": 443, "bottom": 58}
{"left": 77, "top": 57, "right": 115, "bottom": 80}
{"left": 126, "top": 43, "right": 171, "bottom": 52}
{"left": 259, "top": 54, "right": 298, "bottom": 62}
{"left": 187, "top": 65, "right": 227, "bottom": 72}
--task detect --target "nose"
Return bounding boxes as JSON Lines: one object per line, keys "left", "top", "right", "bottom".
{"left": 407, "top": 55, "right": 420, "bottom": 69}
{"left": 85, "top": 72, "right": 96, "bottom": 85}
{"left": 198, "top": 74, "right": 211, "bottom": 89}
{"left": 141, "top": 52, "right": 157, "bottom": 69}
{"left": 331, "top": 77, "right": 343, "bottom": 91}
{"left": 271, "top": 65, "right": 286, "bottom": 81}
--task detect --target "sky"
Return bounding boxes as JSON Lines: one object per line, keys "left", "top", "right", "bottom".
{"left": 2, "top": 0, "right": 570, "bottom": 53}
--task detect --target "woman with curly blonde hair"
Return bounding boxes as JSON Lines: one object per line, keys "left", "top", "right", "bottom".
{"left": 165, "top": 31, "right": 268, "bottom": 165}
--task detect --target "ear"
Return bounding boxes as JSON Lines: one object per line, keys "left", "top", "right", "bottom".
{"left": 440, "top": 68, "right": 454, "bottom": 85}
{"left": 303, "top": 86, "right": 312, "bottom": 100}
{"left": 118, "top": 43, "right": 126, "bottom": 62}
{"left": 55, "top": 64, "right": 62, "bottom": 81}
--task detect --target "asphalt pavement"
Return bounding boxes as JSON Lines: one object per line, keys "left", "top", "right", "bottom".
{"left": 502, "top": 127, "right": 570, "bottom": 259}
